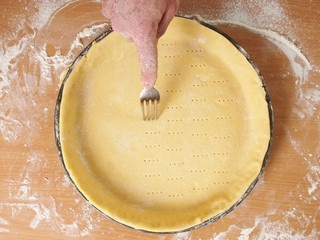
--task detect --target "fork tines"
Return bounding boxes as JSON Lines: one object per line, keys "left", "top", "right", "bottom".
{"left": 140, "top": 87, "right": 160, "bottom": 120}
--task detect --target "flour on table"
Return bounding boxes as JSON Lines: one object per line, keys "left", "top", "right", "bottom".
{"left": 172, "top": 232, "right": 192, "bottom": 240}
{"left": 182, "top": 1, "right": 319, "bottom": 239}
{"left": 1, "top": 0, "right": 319, "bottom": 238}
{"left": 0, "top": 0, "right": 110, "bottom": 236}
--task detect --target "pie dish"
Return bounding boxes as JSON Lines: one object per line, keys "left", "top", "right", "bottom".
{"left": 55, "top": 17, "right": 273, "bottom": 233}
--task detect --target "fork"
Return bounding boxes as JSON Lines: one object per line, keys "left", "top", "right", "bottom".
{"left": 140, "top": 87, "right": 160, "bottom": 120}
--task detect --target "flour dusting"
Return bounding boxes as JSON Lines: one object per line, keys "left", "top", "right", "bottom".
{"left": 183, "top": 1, "right": 319, "bottom": 239}
{"left": 1, "top": 0, "right": 319, "bottom": 238}
{"left": 172, "top": 232, "right": 192, "bottom": 240}
{"left": 306, "top": 166, "right": 320, "bottom": 196}
{"left": 0, "top": 227, "right": 10, "bottom": 233}
{"left": 0, "top": 0, "right": 109, "bottom": 237}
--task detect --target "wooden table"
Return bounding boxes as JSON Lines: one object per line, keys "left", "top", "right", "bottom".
{"left": 1, "top": 0, "right": 319, "bottom": 239}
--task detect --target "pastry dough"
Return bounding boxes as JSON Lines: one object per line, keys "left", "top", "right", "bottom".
{"left": 59, "top": 17, "right": 270, "bottom": 232}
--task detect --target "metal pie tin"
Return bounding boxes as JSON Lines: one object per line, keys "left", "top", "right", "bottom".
{"left": 54, "top": 16, "right": 273, "bottom": 234}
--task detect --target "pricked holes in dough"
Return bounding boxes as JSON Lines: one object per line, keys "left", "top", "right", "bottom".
{"left": 193, "top": 187, "right": 209, "bottom": 191}
{"left": 168, "top": 131, "right": 184, "bottom": 135}
{"left": 165, "top": 73, "right": 181, "bottom": 77}
{"left": 166, "top": 106, "right": 183, "bottom": 110}
{"left": 164, "top": 55, "right": 181, "bottom": 59}
{"left": 216, "top": 116, "right": 232, "bottom": 120}
{"left": 190, "top": 169, "right": 206, "bottom": 173}
{"left": 217, "top": 98, "right": 235, "bottom": 102}
{"left": 191, "top": 133, "right": 208, "bottom": 136}
{"left": 192, "top": 152, "right": 229, "bottom": 158}
{"left": 166, "top": 147, "right": 183, "bottom": 152}
{"left": 214, "top": 135, "right": 231, "bottom": 139}
{"left": 192, "top": 118, "right": 208, "bottom": 122}
{"left": 145, "top": 131, "right": 161, "bottom": 135}
{"left": 190, "top": 63, "right": 206, "bottom": 68}
{"left": 144, "top": 174, "right": 161, "bottom": 177}
{"left": 168, "top": 194, "right": 184, "bottom": 198}
{"left": 192, "top": 83, "right": 209, "bottom": 87}
{"left": 145, "top": 144, "right": 161, "bottom": 148}
{"left": 166, "top": 89, "right": 182, "bottom": 93}
{"left": 167, "top": 119, "right": 183, "bottom": 123}
{"left": 186, "top": 49, "right": 203, "bottom": 53}
{"left": 191, "top": 98, "right": 207, "bottom": 102}
{"left": 161, "top": 43, "right": 177, "bottom": 46}
{"left": 169, "top": 162, "right": 184, "bottom": 166}
{"left": 167, "top": 176, "right": 183, "bottom": 181}
{"left": 147, "top": 191, "right": 163, "bottom": 195}
{"left": 143, "top": 159, "right": 160, "bottom": 163}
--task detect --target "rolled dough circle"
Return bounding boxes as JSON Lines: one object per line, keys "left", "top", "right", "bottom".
{"left": 56, "top": 17, "right": 272, "bottom": 232}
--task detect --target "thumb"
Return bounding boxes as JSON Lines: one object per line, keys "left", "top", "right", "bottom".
{"left": 134, "top": 34, "right": 158, "bottom": 89}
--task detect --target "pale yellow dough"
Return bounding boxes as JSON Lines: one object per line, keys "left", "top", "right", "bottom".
{"left": 60, "top": 17, "right": 270, "bottom": 232}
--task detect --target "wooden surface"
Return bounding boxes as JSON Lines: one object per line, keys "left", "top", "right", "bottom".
{"left": 0, "top": 0, "right": 319, "bottom": 239}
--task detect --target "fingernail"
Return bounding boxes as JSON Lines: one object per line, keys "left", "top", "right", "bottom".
{"left": 142, "top": 81, "right": 153, "bottom": 89}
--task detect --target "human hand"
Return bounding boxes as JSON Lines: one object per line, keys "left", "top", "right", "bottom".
{"left": 101, "top": 0, "right": 180, "bottom": 89}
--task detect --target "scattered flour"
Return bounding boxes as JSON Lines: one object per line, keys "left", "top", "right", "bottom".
{"left": 1, "top": 0, "right": 319, "bottom": 238}
{"left": 0, "top": 0, "right": 108, "bottom": 237}
{"left": 238, "top": 221, "right": 258, "bottom": 240}
{"left": 172, "top": 232, "right": 192, "bottom": 240}
{"left": 306, "top": 166, "right": 320, "bottom": 196}
{"left": 0, "top": 217, "right": 9, "bottom": 226}
{"left": 209, "top": 207, "right": 319, "bottom": 240}
{"left": 0, "top": 216, "right": 10, "bottom": 233}
{"left": 219, "top": 0, "right": 287, "bottom": 28}
{"left": 0, "top": 228, "right": 10, "bottom": 233}
{"left": 182, "top": 1, "right": 319, "bottom": 239}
